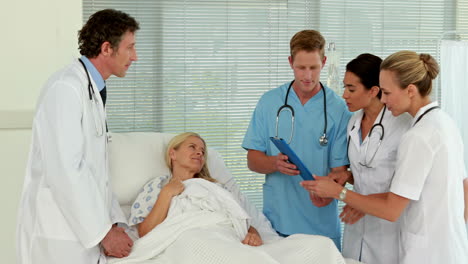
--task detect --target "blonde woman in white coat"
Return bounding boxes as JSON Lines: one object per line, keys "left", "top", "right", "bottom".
{"left": 16, "top": 9, "right": 139, "bottom": 264}
{"left": 339, "top": 54, "right": 411, "bottom": 264}
{"left": 304, "top": 51, "right": 468, "bottom": 264}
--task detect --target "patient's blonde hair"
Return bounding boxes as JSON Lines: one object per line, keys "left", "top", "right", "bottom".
{"left": 380, "top": 50, "right": 439, "bottom": 97}
{"left": 165, "top": 132, "right": 216, "bottom": 182}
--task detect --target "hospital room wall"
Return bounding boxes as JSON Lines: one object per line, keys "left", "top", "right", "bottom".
{"left": 0, "top": 0, "right": 81, "bottom": 262}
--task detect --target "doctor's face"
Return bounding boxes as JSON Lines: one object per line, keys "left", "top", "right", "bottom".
{"left": 170, "top": 136, "right": 206, "bottom": 174}
{"left": 379, "top": 70, "right": 410, "bottom": 116}
{"left": 289, "top": 50, "right": 326, "bottom": 96}
{"left": 109, "top": 31, "right": 138, "bottom": 78}
{"left": 342, "top": 71, "right": 373, "bottom": 112}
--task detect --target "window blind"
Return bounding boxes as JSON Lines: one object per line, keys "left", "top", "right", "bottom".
{"left": 83, "top": 0, "right": 463, "bottom": 211}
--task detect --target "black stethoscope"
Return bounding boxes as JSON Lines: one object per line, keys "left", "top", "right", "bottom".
{"left": 347, "top": 105, "right": 386, "bottom": 168}
{"left": 78, "top": 58, "right": 98, "bottom": 103}
{"left": 414, "top": 106, "right": 440, "bottom": 126}
{"left": 275, "top": 80, "right": 328, "bottom": 145}
{"left": 78, "top": 58, "right": 105, "bottom": 137}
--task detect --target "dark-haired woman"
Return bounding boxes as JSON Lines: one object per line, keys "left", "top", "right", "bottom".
{"left": 340, "top": 53, "right": 411, "bottom": 264}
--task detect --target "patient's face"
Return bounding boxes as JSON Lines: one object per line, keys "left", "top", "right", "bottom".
{"left": 171, "top": 136, "right": 206, "bottom": 175}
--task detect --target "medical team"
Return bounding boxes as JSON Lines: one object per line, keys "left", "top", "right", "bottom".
{"left": 302, "top": 51, "right": 468, "bottom": 263}
{"left": 16, "top": 8, "right": 468, "bottom": 264}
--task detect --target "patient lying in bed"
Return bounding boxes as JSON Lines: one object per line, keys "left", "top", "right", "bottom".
{"left": 108, "top": 132, "right": 352, "bottom": 264}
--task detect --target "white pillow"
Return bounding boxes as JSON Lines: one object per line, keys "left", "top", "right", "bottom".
{"left": 108, "top": 132, "right": 231, "bottom": 207}
{"left": 108, "top": 132, "right": 174, "bottom": 207}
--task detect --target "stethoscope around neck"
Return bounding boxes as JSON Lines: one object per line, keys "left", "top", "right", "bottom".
{"left": 78, "top": 58, "right": 105, "bottom": 137}
{"left": 275, "top": 80, "right": 328, "bottom": 146}
{"left": 347, "top": 105, "right": 386, "bottom": 168}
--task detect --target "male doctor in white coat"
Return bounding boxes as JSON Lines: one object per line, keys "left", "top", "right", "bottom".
{"left": 16, "top": 9, "right": 139, "bottom": 264}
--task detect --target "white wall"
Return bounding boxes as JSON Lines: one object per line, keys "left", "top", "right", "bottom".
{"left": 0, "top": 0, "right": 81, "bottom": 262}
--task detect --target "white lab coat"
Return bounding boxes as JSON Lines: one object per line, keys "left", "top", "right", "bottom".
{"left": 390, "top": 102, "right": 468, "bottom": 264}
{"left": 342, "top": 108, "right": 412, "bottom": 264}
{"left": 16, "top": 59, "right": 126, "bottom": 264}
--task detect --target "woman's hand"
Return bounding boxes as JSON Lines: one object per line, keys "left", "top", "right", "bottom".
{"left": 340, "top": 204, "right": 365, "bottom": 224}
{"left": 302, "top": 175, "right": 336, "bottom": 207}
{"left": 161, "top": 178, "right": 184, "bottom": 197}
{"left": 242, "top": 226, "right": 263, "bottom": 246}
{"left": 138, "top": 178, "right": 184, "bottom": 237}
{"left": 300, "top": 175, "right": 342, "bottom": 199}
{"left": 275, "top": 153, "right": 300, "bottom": 176}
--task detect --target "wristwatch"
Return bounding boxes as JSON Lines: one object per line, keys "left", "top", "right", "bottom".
{"left": 338, "top": 187, "right": 348, "bottom": 201}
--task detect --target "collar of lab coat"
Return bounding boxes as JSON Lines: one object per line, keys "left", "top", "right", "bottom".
{"left": 80, "top": 56, "right": 106, "bottom": 91}
{"left": 411, "top": 101, "right": 439, "bottom": 127}
{"left": 349, "top": 107, "right": 386, "bottom": 150}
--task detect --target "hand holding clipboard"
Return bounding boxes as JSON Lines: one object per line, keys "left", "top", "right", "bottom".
{"left": 269, "top": 137, "right": 313, "bottom": 181}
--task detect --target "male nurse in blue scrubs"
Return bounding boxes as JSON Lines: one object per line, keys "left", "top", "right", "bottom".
{"left": 242, "top": 30, "right": 351, "bottom": 250}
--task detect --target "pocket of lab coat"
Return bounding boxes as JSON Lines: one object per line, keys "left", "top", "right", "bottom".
{"left": 400, "top": 229, "right": 428, "bottom": 249}
{"left": 36, "top": 188, "right": 78, "bottom": 240}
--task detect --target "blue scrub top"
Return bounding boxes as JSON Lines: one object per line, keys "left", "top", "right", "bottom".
{"left": 242, "top": 81, "right": 351, "bottom": 248}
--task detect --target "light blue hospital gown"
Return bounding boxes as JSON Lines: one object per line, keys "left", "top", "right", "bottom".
{"left": 129, "top": 175, "right": 171, "bottom": 225}
{"left": 129, "top": 175, "right": 230, "bottom": 226}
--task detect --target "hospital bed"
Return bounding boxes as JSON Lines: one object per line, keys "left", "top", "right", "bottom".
{"left": 108, "top": 132, "right": 362, "bottom": 263}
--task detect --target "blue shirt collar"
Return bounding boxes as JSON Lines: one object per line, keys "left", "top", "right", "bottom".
{"left": 80, "top": 56, "right": 106, "bottom": 91}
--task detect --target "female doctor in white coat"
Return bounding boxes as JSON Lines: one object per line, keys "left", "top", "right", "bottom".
{"left": 16, "top": 9, "right": 139, "bottom": 264}
{"left": 340, "top": 54, "right": 411, "bottom": 264}
{"left": 304, "top": 51, "right": 468, "bottom": 264}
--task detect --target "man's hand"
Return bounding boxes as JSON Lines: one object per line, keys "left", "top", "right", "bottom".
{"left": 276, "top": 153, "right": 300, "bottom": 176}
{"left": 242, "top": 226, "right": 263, "bottom": 246}
{"left": 308, "top": 191, "right": 334, "bottom": 207}
{"left": 329, "top": 170, "right": 352, "bottom": 186}
{"left": 101, "top": 225, "right": 133, "bottom": 258}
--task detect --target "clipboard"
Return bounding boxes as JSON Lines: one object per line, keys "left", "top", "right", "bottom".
{"left": 269, "top": 137, "right": 313, "bottom": 181}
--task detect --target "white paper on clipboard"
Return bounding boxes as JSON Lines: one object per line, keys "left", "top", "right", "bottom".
{"left": 269, "top": 137, "right": 313, "bottom": 181}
